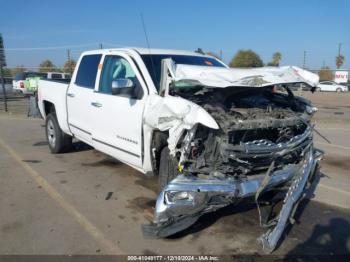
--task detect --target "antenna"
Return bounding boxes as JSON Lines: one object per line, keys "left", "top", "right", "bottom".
{"left": 140, "top": 13, "right": 157, "bottom": 85}
{"left": 141, "top": 14, "right": 151, "bottom": 51}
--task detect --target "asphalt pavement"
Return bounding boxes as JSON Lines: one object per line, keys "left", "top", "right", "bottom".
{"left": 0, "top": 115, "right": 350, "bottom": 256}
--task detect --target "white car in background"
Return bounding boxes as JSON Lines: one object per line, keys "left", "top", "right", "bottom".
{"left": 316, "top": 81, "right": 348, "bottom": 92}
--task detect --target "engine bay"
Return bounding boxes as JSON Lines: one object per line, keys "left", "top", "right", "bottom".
{"left": 171, "top": 85, "right": 313, "bottom": 179}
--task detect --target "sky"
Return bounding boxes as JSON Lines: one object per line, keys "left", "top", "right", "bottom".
{"left": 0, "top": 0, "right": 349, "bottom": 69}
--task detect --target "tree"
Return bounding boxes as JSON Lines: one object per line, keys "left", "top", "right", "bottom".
{"left": 267, "top": 52, "right": 282, "bottom": 66}
{"left": 318, "top": 66, "right": 333, "bottom": 81}
{"left": 336, "top": 54, "right": 345, "bottom": 69}
{"left": 63, "top": 59, "right": 77, "bottom": 74}
{"left": 39, "top": 60, "right": 56, "bottom": 73}
{"left": 229, "top": 49, "right": 263, "bottom": 68}
{"left": 10, "top": 65, "right": 27, "bottom": 76}
{"left": 3, "top": 68, "right": 12, "bottom": 77}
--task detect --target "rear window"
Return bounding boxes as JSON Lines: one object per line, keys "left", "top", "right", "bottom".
{"left": 75, "top": 54, "right": 102, "bottom": 88}
{"left": 14, "top": 72, "right": 47, "bottom": 80}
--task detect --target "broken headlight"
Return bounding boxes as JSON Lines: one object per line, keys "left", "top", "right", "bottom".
{"left": 165, "top": 191, "right": 195, "bottom": 204}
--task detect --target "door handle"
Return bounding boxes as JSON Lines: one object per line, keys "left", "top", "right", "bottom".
{"left": 67, "top": 93, "right": 75, "bottom": 97}
{"left": 91, "top": 102, "right": 102, "bottom": 108}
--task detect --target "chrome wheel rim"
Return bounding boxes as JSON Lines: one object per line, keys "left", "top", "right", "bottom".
{"left": 47, "top": 119, "right": 56, "bottom": 147}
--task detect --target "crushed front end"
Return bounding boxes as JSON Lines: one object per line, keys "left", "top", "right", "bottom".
{"left": 143, "top": 62, "right": 323, "bottom": 252}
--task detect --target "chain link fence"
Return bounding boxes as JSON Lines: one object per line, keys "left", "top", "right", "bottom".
{"left": 0, "top": 68, "right": 40, "bottom": 116}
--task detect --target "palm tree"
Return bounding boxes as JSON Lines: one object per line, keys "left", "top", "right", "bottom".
{"left": 272, "top": 52, "right": 282, "bottom": 66}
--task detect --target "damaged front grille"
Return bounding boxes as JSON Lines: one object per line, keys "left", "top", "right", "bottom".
{"left": 183, "top": 121, "right": 311, "bottom": 179}
{"left": 176, "top": 86, "right": 313, "bottom": 178}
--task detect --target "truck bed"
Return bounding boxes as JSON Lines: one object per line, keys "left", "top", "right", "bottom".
{"left": 38, "top": 79, "right": 70, "bottom": 134}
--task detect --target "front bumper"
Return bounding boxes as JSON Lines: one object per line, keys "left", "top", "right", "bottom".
{"left": 143, "top": 145, "right": 323, "bottom": 252}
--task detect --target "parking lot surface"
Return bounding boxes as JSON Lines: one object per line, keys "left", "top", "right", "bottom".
{"left": 0, "top": 92, "right": 350, "bottom": 256}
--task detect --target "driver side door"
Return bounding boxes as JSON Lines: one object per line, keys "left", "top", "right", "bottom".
{"left": 91, "top": 54, "right": 147, "bottom": 169}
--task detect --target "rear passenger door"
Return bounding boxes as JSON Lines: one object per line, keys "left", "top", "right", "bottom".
{"left": 67, "top": 54, "right": 102, "bottom": 144}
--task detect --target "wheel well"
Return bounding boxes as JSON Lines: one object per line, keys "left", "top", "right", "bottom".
{"left": 43, "top": 101, "right": 55, "bottom": 116}
{"left": 150, "top": 130, "right": 169, "bottom": 176}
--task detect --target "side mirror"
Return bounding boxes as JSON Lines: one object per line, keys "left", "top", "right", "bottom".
{"left": 111, "top": 79, "right": 135, "bottom": 97}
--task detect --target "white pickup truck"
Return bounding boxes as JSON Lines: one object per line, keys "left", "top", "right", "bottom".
{"left": 38, "top": 47, "right": 323, "bottom": 252}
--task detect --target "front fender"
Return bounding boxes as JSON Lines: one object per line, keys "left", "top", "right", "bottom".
{"left": 144, "top": 94, "right": 219, "bottom": 154}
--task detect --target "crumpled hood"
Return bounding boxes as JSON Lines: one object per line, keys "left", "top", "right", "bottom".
{"left": 174, "top": 64, "right": 319, "bottom": 88}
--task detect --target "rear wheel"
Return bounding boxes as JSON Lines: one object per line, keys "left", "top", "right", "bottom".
{"left": 46, "top": 113, "right": 72, "bottom": 153}
{"left": 158, "top": 147, "right": 178, "bottom": 191}
{"left": 336, "top": 88, "right": 342, "bottom": 93}
{"left": 316, "top": 87, "right": 321, "bottom": 92}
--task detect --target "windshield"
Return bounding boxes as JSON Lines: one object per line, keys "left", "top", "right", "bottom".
{"left": 141, "top": 54, "right": 225, "bottom": 91}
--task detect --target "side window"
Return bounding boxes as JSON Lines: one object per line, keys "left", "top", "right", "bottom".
{"left": 75, "top": 54, "right": 102, "bottom": 88}
{"left": 99, "top": 55, "right": 143, "bottom": 97}
{"left": 52, "top": 74, "right": 62, "bottom": 79}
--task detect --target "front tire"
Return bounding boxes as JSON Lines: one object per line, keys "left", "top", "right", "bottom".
{"left": 158, "top": 147, "right": 178, "bottom": 191}
{"left": 336, "top": 88, "right": 342, "bottom": 93}
{"left": 316, "top": 87, "right": 321, "bottom": 92}
{"left": 46, "top": 113, "right": 72, "bottom": 153}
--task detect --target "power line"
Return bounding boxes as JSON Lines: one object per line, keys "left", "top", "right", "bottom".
{"left": 0, "top": 42, "right": 127, "bottom": 51}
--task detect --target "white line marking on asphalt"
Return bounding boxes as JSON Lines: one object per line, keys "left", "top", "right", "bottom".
{"left": 316, "top": 127, "right": 350, "bottom": 131}
{"left": 0, "top": 137, "right": 123, "bottom": 254}
{"left": 316, "top": 142, "right": 350, "bottom": 151}
{"left": 319, "top": 183, "right": 350, "bottom": 197}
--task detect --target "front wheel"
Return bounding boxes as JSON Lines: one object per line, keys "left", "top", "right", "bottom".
{"left": 336, "top": 88, "right": 342, "bottom": 93}
{"left": 158, "top": 147, "right": 179, "bottom": 191}
{"left": 46, "top": 113, "right": 72, "bottom": 153}
{"left": 316, "top": 87, "right": 321, "bottom": 92}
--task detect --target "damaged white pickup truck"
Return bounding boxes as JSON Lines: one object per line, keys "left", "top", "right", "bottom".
{"left": 38, "top": 48, "right": 323, "bottom": 252}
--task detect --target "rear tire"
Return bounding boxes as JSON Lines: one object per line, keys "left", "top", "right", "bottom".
{"left": 158, "top": 147, "right": 178, "bottom": 191}
{"left": 45, "top": 113, "right": 72, "bottom": 153}
{"left": 316, "top": 87, "right": 321, "bottom": 92}
{"left": 336, "top": 88, "right": 342, "bottom": 93}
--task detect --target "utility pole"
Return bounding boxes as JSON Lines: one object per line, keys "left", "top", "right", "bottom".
{"left": 0, "top": 33, "right": 7, "bottom": 112}
{"left": 67, "top": 49, "right": 72, "bottom": 76}
{"left": 99, "top": 43, "right": 103, "bottom": 49}
{"left": 219, "top": 49, "right": 223, "bottom": 60}
{"left": 338, "top": 43, "right": 342, "bottom": 56}
{"left": 302, "top": 50, "right": 306, "bottom": 69}
{"left": 0, "top": 65, "right": 7, "bottom": 112}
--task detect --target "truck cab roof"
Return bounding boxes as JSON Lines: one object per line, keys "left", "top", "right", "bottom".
{"left": 80, "top": 47, "right": 215, "bottom": 58}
